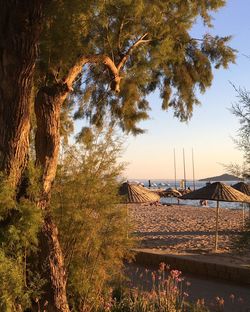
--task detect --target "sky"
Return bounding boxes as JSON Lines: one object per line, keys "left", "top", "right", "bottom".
{"left": 122, "top": 0, "right": 250, "bottom": 180}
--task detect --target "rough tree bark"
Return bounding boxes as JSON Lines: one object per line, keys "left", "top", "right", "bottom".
{"left": 0, "top": 0, "right": 43, "bottom": 187}
{"left": 35, "top": 83, "right": 70, "bottom": 312}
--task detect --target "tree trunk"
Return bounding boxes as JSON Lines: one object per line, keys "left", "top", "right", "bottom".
{"left": 0, "top": 2, "right": 69, "bottom": 311}
{"left": 35, "top": 83, "right": 70, "bottom": 312}
{"left": 38, "top": 214, "right": 70, "bottom": 312}
{"left": 0, "top": 0, "right": 43, "bottom": 187}
{"left": 35, "top": 84, "right": 68, "bottom": 195}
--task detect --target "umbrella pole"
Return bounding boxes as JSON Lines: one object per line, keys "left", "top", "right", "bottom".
{"left": 126, "top": 203, "right": 129, "bottom": 239}
{"left": 215, "top": 201, "right": 219, "bottom": 252}
{"left": 242, "top": 202, "right": 245, "bottom": 229}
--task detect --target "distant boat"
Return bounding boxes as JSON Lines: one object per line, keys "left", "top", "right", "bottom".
{"left": 199, "top": 173, "right": 241, "bottom": 182}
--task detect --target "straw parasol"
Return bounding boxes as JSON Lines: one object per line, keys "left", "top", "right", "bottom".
{"left": 161, "top": 188, "right": 182, "bottom": 198}
{"left": 232, "top": 182, "right": 250, "bottom": 196}
{"left": 180, "top": 182, "right": 250, "bottom": 251}
{"left": 232, "top": 182, "right": 250, "bottom": 225}
{"left": 119, "top": 182, "right": 160, "bottom": 203}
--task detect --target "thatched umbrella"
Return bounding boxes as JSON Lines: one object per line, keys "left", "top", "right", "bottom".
{"left": 161, "top": 188, "right": 182, "bottom": 198}
{"left": 119, "top": 182, "right": 160, "bottom": 203}
{"left": 232, "top": 182, "right": 250, "bottom": 196}
{"left": 180, "top": 182, "right": 250, "bottom": 251}
{"left": 232, "top": 182, "right": 250, "bottom": 225}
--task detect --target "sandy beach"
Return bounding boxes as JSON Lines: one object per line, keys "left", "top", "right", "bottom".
{"left": 128, "top": 203, "right": 247, "bottom": 253}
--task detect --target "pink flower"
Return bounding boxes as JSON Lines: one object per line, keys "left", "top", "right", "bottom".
{"left": 170, "top": 269, "right": 182, "bottom": 278}
{"left": 238, "top": 297, "right": 244, "bottom": 303}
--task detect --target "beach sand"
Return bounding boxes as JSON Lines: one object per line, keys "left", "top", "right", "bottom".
{"left": 128, "top": 203, "right": 247, "bottom": 254}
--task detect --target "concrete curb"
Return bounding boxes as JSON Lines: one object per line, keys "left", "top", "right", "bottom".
{"left": 133, "top": 249, "right": 250, "bottom": 285}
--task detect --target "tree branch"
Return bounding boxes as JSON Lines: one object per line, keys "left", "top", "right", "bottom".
{"left": 62, "top": 55, "right": 121, "bottom": 93}
{"left": 117, "top": 33, "right": 151, "bottom": 72}
{"left": 62, "top": 33, "right": 151, "bottom": 94}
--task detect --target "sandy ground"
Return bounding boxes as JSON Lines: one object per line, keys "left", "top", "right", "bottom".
{"left": 128, "top": 203, "right": 247, "bottom": 254}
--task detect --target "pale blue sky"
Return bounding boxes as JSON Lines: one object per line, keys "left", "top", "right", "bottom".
{"left": 122, "top": 0, "right": 250, "bottom": 180}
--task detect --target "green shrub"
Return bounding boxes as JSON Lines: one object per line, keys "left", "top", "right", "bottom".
{"left": 52, "top": 127, "right": 134, "bottom": 311}
{"left": 0, "top": 169, "right": 43, "bottom": 311}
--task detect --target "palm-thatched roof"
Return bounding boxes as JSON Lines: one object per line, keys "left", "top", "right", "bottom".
{"left": 232, "top": 182, "right": 250, "bottom": 196}
{"left": 160, "top": 188, "right": 182, "bottom": 198}
{"left": 180, "top": 182, "right": 250, "bottom": 203}
{"left": 119, "top": 182, "right": 160, "bottom": 203}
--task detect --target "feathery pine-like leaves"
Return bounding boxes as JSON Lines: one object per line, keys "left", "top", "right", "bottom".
{"left": 0, "top": 168, "right": 43, "bottom": 311}
{"left": 38, "top": 0, "right": 235, "bottom": 136}
{"left": 231, "top": 86, "right": 250, "bottom": 177}
{"left": 52, "top": 127, "right": 133, "bottom": 311}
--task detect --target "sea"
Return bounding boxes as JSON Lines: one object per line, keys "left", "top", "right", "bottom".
{"left": 127, "top": 179, "right": 249, "bottom": 209}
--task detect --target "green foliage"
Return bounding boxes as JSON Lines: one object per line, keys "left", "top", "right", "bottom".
{"left": 39, "top": 0, "right": 235, "bottom": 135}
{"left": 0, "top": 168, "right": 43, "bottom": 311}
{"left": 228, "top": 85, "right": 250, "bottom": 253}
{"left": 38, "top": 0, "right": 92, "bottom": 82}
{"left": 0, "top": 174, "right": 16, "bottom": 219}
{"left": 52, "top": 126, "right": 133, "bottom": 311}
{"left": 230, "top": 86, "right": 250, "bottom": 178}
{"left": 0, "top": 250, "right": 24, "bottom": 312}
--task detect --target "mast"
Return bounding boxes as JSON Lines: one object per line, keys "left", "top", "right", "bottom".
{"left": 192, "top": 148, "right": 196, "bottom": 190}
{"left": 174, "top": 148, "right": 177, "bottom": 189}
{"left": 183, "top": 148, "right": 187, "bottom": 190}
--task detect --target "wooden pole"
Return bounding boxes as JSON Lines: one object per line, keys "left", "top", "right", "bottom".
{"left": 242, "top": 202, "right": 245, "bottom": 229}
{"left": 174, "top": 148, "right": 177, "bottom": 189}
{"left": 183, "top": 148, "right": 187, "bottom": 190}
{"left": 215, "top": 201, "right": 219, "bottom": 252}
{"left": 192, "top": 148, "right": 196, "bottom": 190}
{"left": 126, "top": 203, "right": 129, "bottom": 239}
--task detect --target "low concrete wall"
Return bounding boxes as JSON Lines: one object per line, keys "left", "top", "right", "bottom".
{"left": 133, "top": 249, "right": 250, "bottom": 285}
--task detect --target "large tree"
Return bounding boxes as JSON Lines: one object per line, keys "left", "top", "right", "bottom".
{"left": 0, "top": 0, "right": 236, "bottom": 311}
